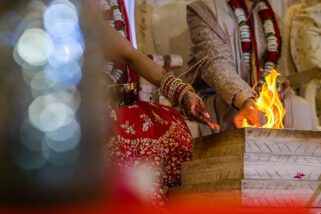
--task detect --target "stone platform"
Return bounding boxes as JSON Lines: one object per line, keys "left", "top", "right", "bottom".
{"left": 171, "top": 128, "right": 321, "bottom": 208}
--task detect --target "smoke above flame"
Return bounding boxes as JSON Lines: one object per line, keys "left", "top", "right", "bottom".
{"left": 242, "top": 69, "right": 286, "bottom": 129}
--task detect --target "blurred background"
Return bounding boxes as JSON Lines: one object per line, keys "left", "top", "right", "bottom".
{"left": 0, "top": 0, "right": 107, "bottom": 206}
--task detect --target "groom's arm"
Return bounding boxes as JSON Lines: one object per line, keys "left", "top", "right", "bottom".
{"left": 187, "top": 6, "right": 256, "bottom": 109}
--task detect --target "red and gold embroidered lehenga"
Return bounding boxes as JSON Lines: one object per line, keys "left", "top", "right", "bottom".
{"left": 100, "top": 0, "right": 192, "bottom": 205}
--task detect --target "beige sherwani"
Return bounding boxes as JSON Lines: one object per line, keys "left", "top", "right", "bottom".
{"left": 288, "top": 0, "right": 321, "bottom": 73}
{"left": 186, "top": 0, "right": 314, "bottom": 134}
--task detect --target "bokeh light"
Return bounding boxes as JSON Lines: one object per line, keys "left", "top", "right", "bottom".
{"left": 16, "top": 28, "right": 53, "bottom": 66}
{"left": 28, "top": 94, "right": 77, "bottom": 131}
{"left": 45, "top": 118, "right": 80, "bottom": 142}
{"left": 49, "top": 41, "right": 83, "bottom": 65}
{"left": 39, "top": 102, "right": 75, "bottom": 132}
{"left": 22, "top": 67, "right": 41, "bottom": 87}
{"left": 15, "top": 0, "right": 85, "bottom": 170}
{"left": 44, "top": 62, "right": 82, "bottom": 85}
{"left": 44, "top": 1, "right": 78, "bottom": 40}
{"left": 44, "top": 120, "right": 81, "bottom": 153}
{"left": 30, "top": 72, "right": 53, "bottom": 96}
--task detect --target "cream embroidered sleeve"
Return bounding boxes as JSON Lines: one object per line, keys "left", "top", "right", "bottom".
{"left": 187, "top": 8, "right": 255, "bottom": 109}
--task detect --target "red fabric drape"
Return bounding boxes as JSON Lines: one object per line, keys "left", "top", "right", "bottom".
{"left": 118, "top": 0, "right": 138, "bottom": 83}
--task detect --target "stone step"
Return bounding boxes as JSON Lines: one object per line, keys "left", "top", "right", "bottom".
{"left": 181, "top": 154, "right": 321, "bottom": 185}
{"left": 193, "top": 128, "right": 321, "bottom": 160}
{"left": 170, "top": 179, "right": 321, "bottom": 207}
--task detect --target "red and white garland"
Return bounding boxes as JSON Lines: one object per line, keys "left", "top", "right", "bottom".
{"left": 228, "top": 0, "right": 282, "bottom": 85}
{"left": 100, "top": 0, "right": 129, "bottom": 83}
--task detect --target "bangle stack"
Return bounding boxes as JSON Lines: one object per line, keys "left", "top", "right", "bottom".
{"left": 160, "top": 75, "right": 195, "bottom": 107}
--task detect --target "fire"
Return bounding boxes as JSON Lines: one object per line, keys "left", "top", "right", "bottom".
{"left": 242, "top": 69, "right": 286, "bottom": 129}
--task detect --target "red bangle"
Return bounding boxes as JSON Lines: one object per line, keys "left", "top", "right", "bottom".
{"left": 163, "top": 76, "right": 176, "bottom": 98}
{"left": 167, "top": 78, "right": 182, "bottom": 104}
{"left": 160, "top": 75, "right": 195, "bottom": 106}
{"left": 173, "top": 83, "right": 186, "bottom": 106}
{"left": 160, "top": 75, "right": 171, "bottom": 90}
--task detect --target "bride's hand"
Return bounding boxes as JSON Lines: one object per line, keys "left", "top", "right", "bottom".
{"left": 182, "top": 91, "right": 220, "bottom": 130}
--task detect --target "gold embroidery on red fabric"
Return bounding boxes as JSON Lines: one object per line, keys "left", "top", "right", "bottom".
{"left": 120, "top": 121, "right": 136, "bottom": 135}
{"left": 140, "top": 114, "right": 153, "bottom": 132}
{"left": 127, "top": 104, "right": 139, "bottom": 109}
{"left": 152, "top": 111, "right": 169, "bottom": 125}
{"left": 105, "top": 121, "right": 192, "bottom": 206}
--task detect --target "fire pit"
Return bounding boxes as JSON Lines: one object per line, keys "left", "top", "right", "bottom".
{"left": 171, "top": 128, "right": 321, "bottom": 208}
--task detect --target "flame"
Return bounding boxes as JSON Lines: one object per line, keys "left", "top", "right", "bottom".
{"left": 242, "top": 69, "right": 286, "bottom": 129}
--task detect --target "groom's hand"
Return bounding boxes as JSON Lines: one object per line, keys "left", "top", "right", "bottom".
{"left": 233, "top": 98, "right": 262, "bottom": 128}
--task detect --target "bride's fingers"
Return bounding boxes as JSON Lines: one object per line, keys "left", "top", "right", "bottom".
{"left": 195, "top": 104, "right": 210, "bottom": 118}
{"left": 194, "top": 105, "right": 219, "bottom": 130}
{"left": 197, "top": 99, "right": 211, "bottom": 119}
{"left": 207, "top": 121, "right": 220, "bottom": 130}
{"left": 187, "top": 104, "right": 207, "bottom": 123}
